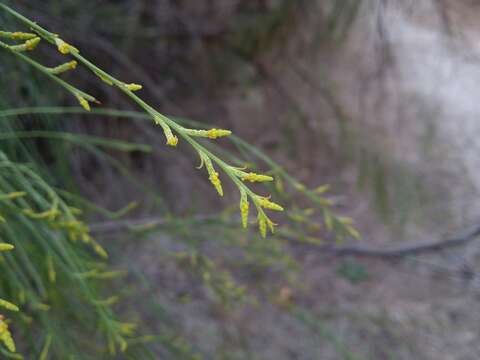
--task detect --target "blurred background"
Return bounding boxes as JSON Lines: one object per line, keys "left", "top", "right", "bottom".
{"left": 2, "top": 0, "right": 480, "bottom": 359}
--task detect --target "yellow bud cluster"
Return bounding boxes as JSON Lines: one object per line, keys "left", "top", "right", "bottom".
{"left": 55, "top": 37, "right": 78, "bottom": 54}
{"left": 0, "top": 31, "right": 36, "bottom": 40}
{"left": 0, "top": 243, "right": 14, "bottom": 252}
{"left": 24, "top": 37, "right": 40, "bottom": 50}
{"left": 8, "top": 36, "right": 41, "bottom": 52}
{"left": 206, "top": 128, "right": 231, "bottom": 139}
{"left": 258, "top": 213, "right": 267, "bottom": 238}
{"left": 205, "top": 159, "right": 223, "bottom": 196}
{"left": 239, "top": 190, "right": 249, "bottom": 228}
{"left": 257, "top": 196, "right": 284, "bottom": 211}
{"left": 0, "top": 316, "right": 15, "bottom": 353}
{"left": 257, "top": 213, "right": 275, "bottom": 238}
{"left": 154, "top": 117, "right": 178, "bottom": 146}
{"left": 49, "top": 60, "right": 77, "bottom": 74}
{"left": 124, "top": 83, "right": 142, "bottom": 91}
{"left": 0, "top": 299, "right": 19, "bottom": 312}
{"left": 185, "top": 128, "right": 232, "bottom": 139}
{"left": 76, "top": 94, "right": 91, "bottom": 111}
{"left": 241, "top": 172, "right": 274, "bottom": 183}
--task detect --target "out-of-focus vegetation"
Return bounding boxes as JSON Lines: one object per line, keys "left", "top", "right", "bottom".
{"left": 4, "top": 0, "right": 477, "bottom": 359}
{"left": 0, "top": 1, "right": 364, "bottom": 358}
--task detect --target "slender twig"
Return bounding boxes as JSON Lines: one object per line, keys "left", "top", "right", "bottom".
{"left": 326, "top": 224, "right": 480, "bottom": 258}
{"left": 89, "top": 213, "right": 480, "bottom": 258}
{"left": 0, "top": 3, "right": 287, "bottom": 237}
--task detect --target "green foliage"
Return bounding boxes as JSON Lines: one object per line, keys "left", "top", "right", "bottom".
{"left": 0, "top": 3, "right": 360, "bottom": 358}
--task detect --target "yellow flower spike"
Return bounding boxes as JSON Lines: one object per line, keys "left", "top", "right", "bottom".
{"left": 49, "top": 60, "right": 77, "bottom": 75}
{"left": 125, "top": 83, "right": 142, "bottom": 91}
{"left": 166, "top": 135, "right": 178, "bottom": 147}
{"left": 239, "top": 190, "right": 249, "bottom": 228}
{"left": 258, "top": 213, "right": 267, "bottom": 238}
{"left": 0, "top": 317, "right": 16, "bottom": 353}
{"left": 54, "top": 37, "right": 78, "bottom": 54}
{"left": 0, "top": 244, "right": 14, "bottom": 252}
{"left": 92, "top": 240, "right": 108, "bottom": 259}
{"left": 0, "top": 299, "right": 19, "bottom": 312}
{"left": 241, "top": 172, "right": 274, "bottom": 183}
{"left": 205, "top": 158, "right": 223, "bottom": 196}
{"left": 184, "top": 128, "right": 232, "bottom": 139}
{"left": 154, "top": 118, "right": 178, "bottom": 146}
{"left": 257, "top": 196, "right": 284, "bottom": 211}
{"left": 206, "top": 128, "right": 231, "bottom": 139}
{"left": 8, "top": 36, "right": 41, "bottom": 52}
{"left": 75, "top": 94, "right": 91, "bottom": 111}
{"left": 24, "top": 37, "right": 41, "bottom": 50}
{"left": 12, "top": 32, "right": 36, "bottom": 40}
{"left": 0, "top": 31, "right": 36, "bottom": 40}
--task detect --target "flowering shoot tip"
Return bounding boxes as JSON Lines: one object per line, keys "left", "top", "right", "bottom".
{"left": 185, "top": 128, "right": 232, "bottom": 139}
{"left": 0, "top": 243, "right": 14, "bottom": 252}
{"left": 204, "top": 157, "right": 223, "bottom": 196}
{"left": 55, "top": 37, "right": 78, "bottom": 54}
{"left": 75, "top": 94, "right": 91, "bottom": 111}
{"left": 257, "top": 196, "right": 284, "bottom": 211}
{"left": 125, "top": 83, "right": 142, "bottom": 91}
{"left": 240, "top": 190, "right": 249, "bottom": 228}
{"left": 240, "top": 172, "right": 274, "bottom": 183}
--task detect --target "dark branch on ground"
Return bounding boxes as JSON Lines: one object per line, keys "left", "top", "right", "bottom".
{"left": 90, "top": 217, "right": 480, "bottom": 258}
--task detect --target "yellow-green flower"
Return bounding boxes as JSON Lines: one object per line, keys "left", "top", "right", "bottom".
{"left": 24, "top": 36, "right": 41, "bottom": 50}
{"left": 257, "top": 196, "right": 284, "bottom": 211}
{"left": 0, "top": 316, "right": 15, "bottom": 353}
{"left": 205, "top": 159, "right": 223, "bottom": 196}
{"left": 76, "top": 94, "right": 91, "bottom": 111}
{"left": 241, "top": 172, "right": 274, "bottom": 183}
{"left": 154, "top": 118, "right": 178, "bottom": 146}
{"left": 239, "top": 190, "right": 249, "bottom": 228}
{"left": 124, "top": 83, "right": 142, "bottom": 91}
{"left": 54, "top": 37, "right": 78, "bottom": 54}
{"left": 258, "top": 213, "right": 267, "bottom": 238}
{"left": 49, "top": 60, "right": 77, "bottom": 74}
{"left": 185, "top": 128, "right": 232, "bottom": 139}
{"left": 0, "top": 243, "right": 14, "bottom": 252}
{"left": 0, "top": 299, "right": 19, "bottom": 312}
